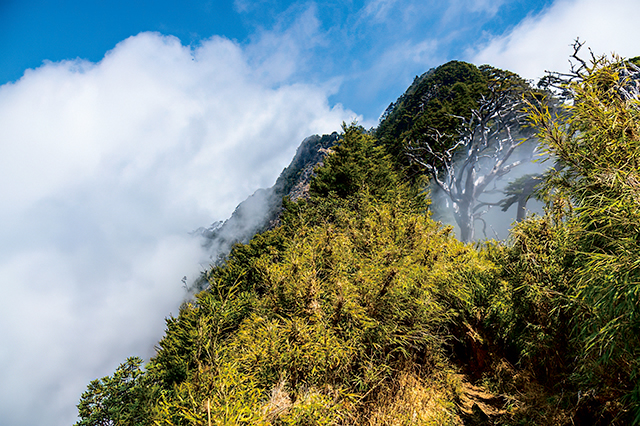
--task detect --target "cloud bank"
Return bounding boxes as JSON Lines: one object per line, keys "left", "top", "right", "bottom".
{"left": 0, "top": 31, "right": 354, "bottom": 426}
{"left": 470, "top": 0, "right": 640, "bottom": 81}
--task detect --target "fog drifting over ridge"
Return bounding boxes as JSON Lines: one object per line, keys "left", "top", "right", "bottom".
{"left": 0, "top": 32, "right": 355, "bottom": 426}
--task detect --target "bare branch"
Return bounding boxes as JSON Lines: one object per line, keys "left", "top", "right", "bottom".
{"left": 407, "top": 69, "right": 540, "bottom": 241}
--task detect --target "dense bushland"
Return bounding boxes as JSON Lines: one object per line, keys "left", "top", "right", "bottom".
{"left": 76, "top": 55, "right": 640, "bottom": 425}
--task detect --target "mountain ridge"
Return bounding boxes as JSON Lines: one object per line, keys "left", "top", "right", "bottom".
{"left": 196, "top": 132, "right": 339, "bottom": 266}
{"left": 75, "top": 56, "right": 640, "bottom": 425}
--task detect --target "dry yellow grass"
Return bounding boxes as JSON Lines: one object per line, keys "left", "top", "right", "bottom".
{"left": 362, "top": 370, "right": 461, "bottom": 426}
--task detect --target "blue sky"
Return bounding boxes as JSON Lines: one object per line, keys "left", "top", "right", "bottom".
{"left": 1, "top": 1, "right": 640, "bottom": 425}
{"left": 1, "top": 0, "right": 558, "bottom": 120}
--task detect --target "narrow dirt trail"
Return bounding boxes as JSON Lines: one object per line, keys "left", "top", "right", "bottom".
{"left": 455, "top": 374, "right": 507, "bottom": 425}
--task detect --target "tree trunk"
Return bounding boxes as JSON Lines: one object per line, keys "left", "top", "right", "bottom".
{"left": 516, "top": 197, "right": 527, "bottom": 222}
{"left": 454, "top": 200, "right": 474, "bottom": 242}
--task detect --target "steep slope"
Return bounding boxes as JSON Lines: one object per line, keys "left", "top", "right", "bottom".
{"left": 196, "top": 132, "right": 339, "bottom": 265}
{"left": 75, "top": 55, "right": 640, "bottom": 426}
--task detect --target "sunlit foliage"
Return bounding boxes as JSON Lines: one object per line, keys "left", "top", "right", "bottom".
{"left": 528, "top": 52, "right": 640, "bottom": 422}
{"left": 77, "top": 54, "right": 640, "bottom": 425}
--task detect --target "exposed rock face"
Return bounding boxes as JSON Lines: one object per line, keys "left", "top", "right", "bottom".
{"left": 196, "top": 132, "right": 339, "bottom": 265}
{"left": 271, "top": 132, "right": 338, "bottom": 204}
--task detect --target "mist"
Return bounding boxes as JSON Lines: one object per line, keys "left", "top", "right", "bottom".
{"left": 0, "top": 32, "right": 355, "bottom": 426}
{"left": 428, "top": 138, "right": 549, "bottom": 242}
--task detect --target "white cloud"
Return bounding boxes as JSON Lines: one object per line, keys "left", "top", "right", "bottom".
{"left": 234, "top": 0, "right": 269, "bottom": 13}
{"left": 464, "top": 0, "right": 507, "bottom": 15}
{"left": 244, "top": 5, "right": 325, "bottom": 84}
{"left": 470, "top": 0, "right": 640, "bottom": 82}
{"left": 0, "top": 31, "right": 353, "bottom": 426}
{"left": 439, "top": 0, "right": 507, "bottom": 24}
{"left": 368, "top": 38, "right": 440, "bottom": 92}
{"left": 362, "top": 0, "right": 402, "bottom": 22}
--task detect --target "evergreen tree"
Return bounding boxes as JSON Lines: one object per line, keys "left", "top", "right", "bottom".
{"left": 75, "top": 357, "right": 153, "bottom": 426}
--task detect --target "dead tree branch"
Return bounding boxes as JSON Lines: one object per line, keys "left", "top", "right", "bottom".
{"left": 408, "top": 75, "right": 538, "bottom": 241}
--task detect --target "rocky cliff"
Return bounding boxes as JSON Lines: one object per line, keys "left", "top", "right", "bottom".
{"left": 196, "top": 132, "right": 339, "bottom": 265}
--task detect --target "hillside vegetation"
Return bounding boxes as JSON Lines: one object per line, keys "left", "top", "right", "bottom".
{"left": 76, "top": 55, "right": 640, "bottom": 425}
